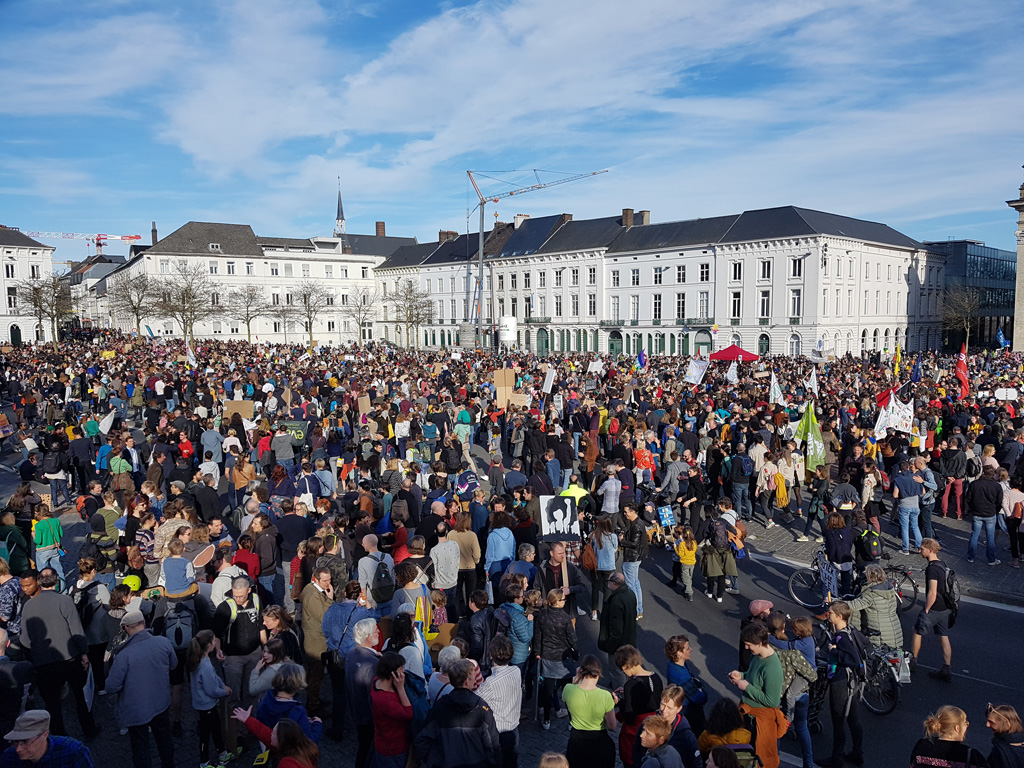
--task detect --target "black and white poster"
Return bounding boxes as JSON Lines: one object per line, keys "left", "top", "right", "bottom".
{"left": 537, "top": 496, "right": 580, "bottom": 541}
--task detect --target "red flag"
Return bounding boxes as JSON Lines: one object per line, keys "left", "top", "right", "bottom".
{"left": 876, "top": 386, "right": 896, "bottom": 408}
{"left": 955, "top": 342, "right": 969, "bottom": 398}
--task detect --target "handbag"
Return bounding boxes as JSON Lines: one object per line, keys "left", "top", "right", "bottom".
{"left": 582, "top": 541, "right": 597, "bottom": 571}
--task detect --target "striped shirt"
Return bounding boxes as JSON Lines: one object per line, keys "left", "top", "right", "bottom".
{"left": 476, "top": 664, "right": 522, "bottom": 733}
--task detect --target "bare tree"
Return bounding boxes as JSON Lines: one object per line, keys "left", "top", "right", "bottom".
{"left": 267, "top": 301, "right": 298, "bottom": 344}
{"left": 106, "top": 272, "right": 158, "bottom": 337}
{"left": 292, "top": 280, "right": 337, "bottom": 348}
{"left": 152, "top": 261, "right": 217, "bottom": 344}
{"left": 386, "top": 279, "right": 433, "bottom": 349}
{"left": 227, "top": 284, "right": 267, "bottom": 344}
{"left": 17, "top": 276, "right": 75, "bottom": 349}
{"left": 338, "top": 286, "right": 382, "bottom": 347}
{"left": 942, "top": 285, "right": 981, "bottom": 349}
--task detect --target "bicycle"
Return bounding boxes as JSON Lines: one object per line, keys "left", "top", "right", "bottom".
{"left": 787, "top": 548, "right": 919, "bottom": 612}
{"left": 859, "top": 630, "right": 911, "bottom": 716}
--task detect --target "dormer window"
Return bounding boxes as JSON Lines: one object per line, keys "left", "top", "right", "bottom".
{"left": 208, "top": 243, "right": 221, "bottom": 252}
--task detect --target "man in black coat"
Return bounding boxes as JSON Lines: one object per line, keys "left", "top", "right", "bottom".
{"left": 415, "top": 658, "right": 501, "bottom": 768}
{"left": 532, "top": 542, "right": 586, "bottom": 618}
{"left": 192, "top": 473, "right": 222, "bottom": 523}
{"left": 597, "top": 572, "right": 637, "bottom": 688}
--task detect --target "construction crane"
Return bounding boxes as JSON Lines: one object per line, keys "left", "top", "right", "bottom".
{"left": 16, "top": 230, "right": 142, "bottom": 256}
{"left": 466, "top": 168, "right": 607, "bottom": 348}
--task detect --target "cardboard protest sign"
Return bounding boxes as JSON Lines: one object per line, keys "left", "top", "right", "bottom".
{"left": 224, "top": 400, "right": 255, "bottom": 421}
{"left": 357, "top": 395, "right": 372, "bottom": 417}
{"left": 509, "top": 392, "right": 531, "bottom": 409}
{"left": 537, "top": 496, "right": 580, "bottom": 542}
{"left": 433, "top": 363, "right": 444, "bottom": 375}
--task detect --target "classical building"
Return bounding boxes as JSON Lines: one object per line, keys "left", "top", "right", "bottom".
{"left": 922, "top": 238, "right": 1015, "bottom": 349}
{"left": 0, "top": 226, "right": 57, "bottom": 345}
{"left": 374, "top": 205, "right": 945, "bottom": 356}
{"left": 94, "top": 195, "right": 414, "bottom": 343}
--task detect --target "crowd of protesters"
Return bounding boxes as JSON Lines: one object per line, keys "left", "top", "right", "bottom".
{"left": 0, "top": 333, "right": 1019, "bottom": 768}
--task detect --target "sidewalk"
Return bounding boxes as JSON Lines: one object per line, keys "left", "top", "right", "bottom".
{"left": 744, "top": 508, "right": 1024, "bottom": 607}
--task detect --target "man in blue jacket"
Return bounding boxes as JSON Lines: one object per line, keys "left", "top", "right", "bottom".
{"left": 414, "top": 659, "right": 500, "bottom": 768}
{"left": 104, "top": 610, "right": 178, "bottom": 768}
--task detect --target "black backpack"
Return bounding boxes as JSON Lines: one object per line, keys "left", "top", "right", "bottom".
{"left": 79, "top": 535, "right": 109, "bottom": 572}
{"left": 841, "top": 626, "right": 872, "bottom": 683}
{"left": 42, "top": 451, "right": 60, "bottom": 475}
{"left": 67, "top": 580, "right": 103, "bottom": 627}
{"left": 940, "top": 562, "right": 962, "bottom": 627}
{"left": 369, "top": 553, "right": 396, "bottom": 604}
{"left": 491, "top": 604, "right": 512, "bottom": 638}
{"left": 711, "top": 519, "right": 730, "bottom": 550}
{"left": 858, "top": 528, "right": 882, "bottom": 562}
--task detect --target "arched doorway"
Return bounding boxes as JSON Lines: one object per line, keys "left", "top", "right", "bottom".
{"left": 883, "top": 328, "right": 890, "bottom": 352}
{"left": 694, "top": 330, "right": 712, "bottom": 356}
{"left": 731, "top": 333, "right": 742, "bottom": 348}
{"left": 758, "top": 333, "right": 770, "bottom": 356}
{"left": 609, "top": 331, "right": 623, "bottom": 357}
{"left": 873, "top": 329, "right": 879, "bottom": 350}
{"left": 9, "top": 325, "right": 21, "bottom": 347}
{"left": 536, "top": 328, "right": 550, "bottom": 356}
{"left": 680, "top": 333, "right": 690, "bottom": 356}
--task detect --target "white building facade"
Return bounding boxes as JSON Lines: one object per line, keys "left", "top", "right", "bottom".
{"left": 375, "top": 206, "right": 945, "bottom": 357}
{"left": 0, "top": 227, "right": 57, "bottom": 345}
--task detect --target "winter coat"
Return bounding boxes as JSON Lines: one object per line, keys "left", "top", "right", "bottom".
{"left": 104, "top": 629, "right": 178, "bottom": 727}
{"left": 255, "top": 691, "right": 324, "bottom": 742}
{"left": 253, "top": 523, "right": 281, "bottom": 573}
{"left": 846, "top": 583, "right": 904, "bottom": 649}
{"left": 414, "top": 687, "right": 501, "bottom": 768}
{"left": 504, "top": 601, "right": 534, "bottom": 665}
{"left": 533, "top": 604, "right": 577, "bottom": 662}
{"left": 597, "top": 585, "right": 637, "bottom": 654}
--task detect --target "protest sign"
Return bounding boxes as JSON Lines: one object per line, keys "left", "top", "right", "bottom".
{"left": 224, "top": 400, "right": 255, "bottom": 421}
{"left": 537, "top": 496, "right": 580, "bottom": 542}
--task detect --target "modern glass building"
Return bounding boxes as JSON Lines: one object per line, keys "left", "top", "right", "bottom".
{"left": 923, "top": 239, "right": 1016, "bottom": 349}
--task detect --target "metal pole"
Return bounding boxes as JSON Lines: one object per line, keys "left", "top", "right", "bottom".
{"left": 477, "top": 202, "right": 485, "bottom": 349}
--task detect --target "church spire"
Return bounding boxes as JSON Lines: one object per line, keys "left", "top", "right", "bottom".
{"left": 334, "top": 186, "right": 346, "bottom": 237}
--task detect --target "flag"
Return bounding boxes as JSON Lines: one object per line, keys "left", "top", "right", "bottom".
{"left": 911, "top": 355, "right": 922, "bottom": 384}
{"left": 726, "top": 360, "right": 738, "bottom": 385}
{"left": 98, "top": 409, "right": 116, "bottom": 435}
{"left": 637, "top": 349, "right": 647, "bottom": 370}
{"left": 186, "top": 340, "right": 198, "bottom": 369}
{"left": 794, "top": 403, "right": 825, "bottom": 472}
{"left": 893, "top": 342, "right": 901, "bottom": 377}
{"left": 769, "top": 372, "right": 786, "bottom": 406}
{"left": 805, "top": 367, "right": 819, "bottom": 397}
{"left": 955, "top": 342, "right": 969, "bottom": 399}
{"left": 876, "top": 386, "right": 896, "bottom": 408}
{"left": 684, "top": 358, "right": 710, "bottom": 385}
{"left": 145, "top": 325, "right": 155, "bottom": 339}
{"left": 997, "top": 328, "right": 1009, "bottom": 349}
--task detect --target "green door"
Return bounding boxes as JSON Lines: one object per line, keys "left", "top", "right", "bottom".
{"left": 9, "top": 325, "right": 21, "bottom": 347}
{"left": 608, "top": 331, "right": 623, "bottom": 357}
{"left": 681, "top": 333, "right": 690, "bottom": 356}
{"left": 537, "top": 328, "right": 550, "bottom": 356}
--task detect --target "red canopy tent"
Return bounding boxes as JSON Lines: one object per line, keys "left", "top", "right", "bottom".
{"left": 709, "top": 344, "right": 759, "bottom": 362}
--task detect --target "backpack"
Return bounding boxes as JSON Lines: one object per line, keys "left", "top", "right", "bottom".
{"left": 711, "top": 519, "right": 730, "bottom": 550}
{"left": 0, "top": 531, "right": 15, "bottom": 565}
{"left": 939, "top": 562, "right": 961, "bottom": 627}
{"left": 844, "top": 626, "right": 872, "bottom": 683}
{"left": 738, "top": 456, "right": 754, "bottom": 477}
{"left": 966, "top": 454, "right": 981, "bottom": 478}
{"left": 878, "top": 470, "right": 892, "bottom": 492}
{"left": 369, "top": 553, "right": 396, "bottom": 604}
{"left": 75, "top": 495, "right": 89, "bottom": 516}
{"left": 78, "top": 535, "right": 109, "bottom": 572}
{"left": 162, "top": 600, "right": 197, "bottom": 651}
{"left": 858, "top": 528, "right": 882, "bottom": 562}
{"left": 491, "top": 604, "right": 512, "bottom": 638}
{"left": 609, "top": 417, "right": 619, "bottom": 436}
{"left": 67, "top": 580, "right": 102, "bottom": 628}
{"left": 42, "top": 452, "right": 60, "bottom": 475}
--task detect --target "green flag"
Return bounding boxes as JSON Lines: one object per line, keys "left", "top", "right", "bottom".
{"left": 794, "top": 402, "right": 825, "bottom": 472}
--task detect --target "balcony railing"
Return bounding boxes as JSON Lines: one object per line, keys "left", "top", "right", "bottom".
{"left": 629, "top": 320, "right": 639, "bottom": 326}
{"left": 524, "top": 317, "right": 550, "bottom": 324}
{"left": 652, "top": 318, "right": 662, "bottom": 326}
{"left": 759, "top": 318, "right": 769, "bottom": 325}
{"left": 789, "top": 317, "right": 801, "bottom": 325}
{"left": 685, "top": 317, "right": 714, "bottom": 325}
{"left": 730, "top": 318, "right": 740, "bottom": 326}
{"left": 599, "top": 320, "right": 625, "bottom": 327}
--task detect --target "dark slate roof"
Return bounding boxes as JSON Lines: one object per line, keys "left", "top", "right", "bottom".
{"left": 720, "top": 206, "right": 921, "bottom": 249}
{"left": 342, "top": 233, "right": 417, "bottom": 257}
{"left": 537, "top": 215, "right": 625, "bottom": 254}
{"left": 424, "top": 233, "right": 478, "bottom": 265}
{"left": 376, "top": 241, "right": 442, "bottom": 270}
{"left": 0, "top": 228, "right": 49, "bottom": 248}
{"left": 607, "top": 215, "right": 739, "bottom": 253}
{"left": 148, "top": 222, "right": 263, "bottom": 256}
{"left": 497, "top": 215, "right": 568, "bottom": 258}
{"left": 257, "top": 236, "right": 315, "bottom": 249}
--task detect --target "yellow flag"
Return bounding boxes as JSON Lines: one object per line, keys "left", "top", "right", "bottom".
{"left": 893, "top": 342, "right": 901, "bottom": 376}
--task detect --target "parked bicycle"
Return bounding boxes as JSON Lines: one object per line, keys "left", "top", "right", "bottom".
{"left": 788, "top": 547, "right": 918, "bottom": 612}
{"left": 860, "top": 629, "right": 911, "bottom": 715}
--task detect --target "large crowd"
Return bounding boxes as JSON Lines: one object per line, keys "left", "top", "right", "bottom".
{"left": 0, "top": 333, "right": 1020, "bottom": 768}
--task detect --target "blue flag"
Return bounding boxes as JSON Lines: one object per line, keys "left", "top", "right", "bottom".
{"left": 996, "top": 327, "right": 1009, "bottom": 349}
{"left": 637, "top": 349, "right": 647, "bottom": 369}
{"left": 911, "top": 355, "right": 922, "bottom": 383}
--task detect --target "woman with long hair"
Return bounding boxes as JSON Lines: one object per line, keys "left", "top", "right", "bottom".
{"left": 985, "top": 704, "right": 1024, "bottom": 768}
{"left": 188, "top": 629, "right": 232, "bottom": 767}
{"left": 910, "top": 706, "right": 988, "bottom": 767}
{"left": 233, "top": 708, "right": 319, "bottom": 768}
{"left": 590, "top": 515, "right": 618, "bottom": 621}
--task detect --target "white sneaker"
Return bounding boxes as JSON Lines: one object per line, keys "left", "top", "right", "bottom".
{"left": 988, "top": 560, "right": 1002, "bottom": 567}
{"left": 716, "top": 597, "right": 723, "bottom": 603}
{"left": 766, "top": 521, "right": 776, "bottom": 529}
{"left": 795, "top": 535, "right": 810, "bottom": 542}
{"left": 554, "top": 708, "right": 569, "bottom": 718}
{"left": 591, "top": 613, "right": 598, "bottom": 622}
{"left": 577, "top": 607, "right": 587, "bottom": 616}
{"left": 725, "top": 588, "right": 740, "bottom": 595}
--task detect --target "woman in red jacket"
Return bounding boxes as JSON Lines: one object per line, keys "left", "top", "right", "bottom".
{"left": 232, "top": 706, "right": 319, "bottom": 768}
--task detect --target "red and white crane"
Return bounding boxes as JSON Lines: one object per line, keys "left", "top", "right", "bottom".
{"left": 17, "top": 230, "right": 142, "bottom": 256}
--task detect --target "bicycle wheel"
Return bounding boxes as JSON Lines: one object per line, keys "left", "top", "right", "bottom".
{"left": 890, "top": 570, "right": 919, "bottom": 614}
{"left": 862, "top": 655, "right": 900, "bottom": 715}
{"left": 788, "top": 568, "right": 824, "bottom": 609}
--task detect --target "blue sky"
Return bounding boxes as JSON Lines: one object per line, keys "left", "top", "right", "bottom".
{"left": 1, "top": 0, "right": 1022, "bottom": 264}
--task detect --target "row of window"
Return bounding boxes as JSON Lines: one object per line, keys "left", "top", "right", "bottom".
{"left": 2, "top": 264, "right": 41, "bottom": 280}
{"left": 164, "top": 318, "right": 357, "bottom": 335}
{"left": 158, "top": 259, "right": 369, "bottom": 280}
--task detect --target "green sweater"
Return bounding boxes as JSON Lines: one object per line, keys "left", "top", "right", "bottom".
{"left": 742, "top": 652, "right": 784, "bottom": 709}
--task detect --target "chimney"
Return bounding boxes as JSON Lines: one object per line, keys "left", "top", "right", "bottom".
{"left": 637, "top": 210, "right": 651, "bottom": 226}
{"left": 622, "top": 208, "right": 634, "bottom": 228}
{"left": 493, "top": 221, "right": 507, "bottom": 233}
{"left": 558, "top": 213, "right": 573, "bottom": 227}
{"left": 151, "top": 221, "right": 158, "bottom": 245}
{"left": 439, "top": 230, "right": 458, "bottom": 243}
{"left": 342, "top": 244, "right": 353, "bottom": 255}
{"left": 513, "top": 213, "right": 531, "bottom": 229}
{"left": 375, "top": 221, "right": 386, "bottom": 237}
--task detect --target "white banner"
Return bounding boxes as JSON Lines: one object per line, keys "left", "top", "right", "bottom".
{"left": 770, "top": 372, "right": 787, "bottom": 406}
{"left": 726, "top": 361, "right": 738, "bottom": 385}
{"left": 805, "top": 367, "right": 819, "bottom": 397}
{"left": 888, "top": 396, "right": 914, "bottom": 434}
{"left": 684, "top": 359, "right": 710, "bottom": 385}
{"left": 542, "top": 367, "right": 556, "bottom": 394}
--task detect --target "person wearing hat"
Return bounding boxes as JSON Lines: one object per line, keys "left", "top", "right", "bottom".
{"left": 1, "top": 710, "right": 93, "bottom": 767}
{"left": 103, "top": 609, "right": 177, "bottom": 768}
